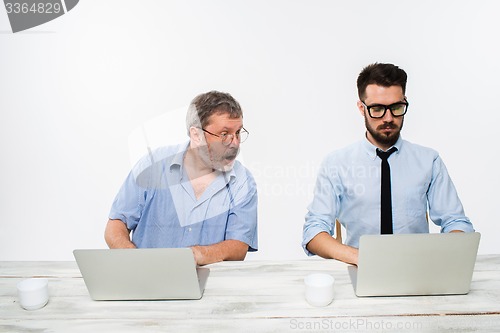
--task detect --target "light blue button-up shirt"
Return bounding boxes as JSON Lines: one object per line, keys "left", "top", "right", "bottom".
{"left": 109, "top": 142, "right": 258, "bottom": 251}
{"left": 302, "top": 137, "right": 474, "bottom": 255}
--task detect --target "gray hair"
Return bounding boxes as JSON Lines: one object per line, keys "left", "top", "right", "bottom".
{"left": 186, "top": 91, "right": 243, "bottom": 136}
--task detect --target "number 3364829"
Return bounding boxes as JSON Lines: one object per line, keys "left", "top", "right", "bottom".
{"left": 5, "top": 2, "right": 62, "bottom": 14}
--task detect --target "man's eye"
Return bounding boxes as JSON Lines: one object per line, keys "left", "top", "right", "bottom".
{"left": 219, "top": 133, "right": 228, "bottom": 139}
{"left": 390, "top": 103, "right": 405, "bottom": 111}
{"left": 371, "top": 106, "right": 385, "bottom": 113}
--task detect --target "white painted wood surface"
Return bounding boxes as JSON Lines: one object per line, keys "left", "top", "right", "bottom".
{"left": 1, "top": 256, "right": 499, "bottom": 332}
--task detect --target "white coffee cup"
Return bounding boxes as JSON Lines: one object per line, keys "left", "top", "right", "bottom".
{"left": 304, "top": 273, "right": 334, "bottom": 307}
{"left": 17, "top": 278, "right": 49, "bottom": 310}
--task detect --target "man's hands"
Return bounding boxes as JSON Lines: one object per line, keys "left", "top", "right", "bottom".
{"left": 190, "top": 240, "right": 249, "bottom": 266}
{"left": 306, "top": 232, "right": 359, "bottom": 265}
{"left": 104, "top": 219, "right": 249, "bottom": 266}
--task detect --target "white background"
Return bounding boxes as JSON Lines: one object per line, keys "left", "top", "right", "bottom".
{"left": 1, "top": 0, "right": 499, "bottom": 260}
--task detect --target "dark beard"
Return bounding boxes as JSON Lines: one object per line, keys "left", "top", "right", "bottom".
{"left": 365, "top": 117, "right": 403, "bottom": 147}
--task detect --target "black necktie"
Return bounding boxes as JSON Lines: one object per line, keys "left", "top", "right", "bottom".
{"left": 376, "top": 147, "right": 398, "bottom": 234}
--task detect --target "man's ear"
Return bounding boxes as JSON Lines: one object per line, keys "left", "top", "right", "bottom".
{"left": 189, "top": 126, "right": 203, "bottom": 145}
{"left": 357, "top": 101, "right": 366, "bottom": 117}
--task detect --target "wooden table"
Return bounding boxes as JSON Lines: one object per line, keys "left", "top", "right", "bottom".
{"left": 1, "top": 255, "right": 500, "bottom": 332}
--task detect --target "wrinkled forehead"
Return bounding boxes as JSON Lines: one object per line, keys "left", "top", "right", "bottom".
{"left": 205, "top": 111, "right": 243, "bottom": 129}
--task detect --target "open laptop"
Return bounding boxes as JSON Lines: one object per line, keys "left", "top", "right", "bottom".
{"left": 73, "top": 248, "right": 209, "bottom": 300}
{"left": 348, "top": 232, "right": 480, "bottom": 297}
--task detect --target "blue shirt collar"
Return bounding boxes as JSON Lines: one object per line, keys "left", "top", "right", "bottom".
{"left": 363, "top": 134, "right": 403, "bottom": 160}
{"left": 169, "top": 141, "right": 190, "bottom": 170}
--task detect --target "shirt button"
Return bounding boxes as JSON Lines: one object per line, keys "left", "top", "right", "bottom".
{"left": 188, "top": 227, "right": 192, "bottom": 232}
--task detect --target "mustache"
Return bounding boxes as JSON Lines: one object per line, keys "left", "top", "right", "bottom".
{"left": 224, "top": 148, "right": 239, "bottom": 159}
{"left": 377, "top": 123, "right": 397, "bottom": 130}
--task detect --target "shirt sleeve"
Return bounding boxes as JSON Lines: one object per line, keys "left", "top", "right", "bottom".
{"left": 427, "top": 155, "right": 474, "bottom": 233}
{"left": 224, "top": 171, "right": 259, "bottom": 251}
{"left": 108, "top": 170, "right": 147, "bottom": 232}
{"left": 302, "top": 156, "right": 340, "bottom": 255}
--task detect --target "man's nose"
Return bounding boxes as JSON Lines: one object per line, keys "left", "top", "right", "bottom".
{"left": 382, "top": 107, "right": 394, "bottom": 122}
{"left": 228, "top": 134, "right": 240, "bottom": 147}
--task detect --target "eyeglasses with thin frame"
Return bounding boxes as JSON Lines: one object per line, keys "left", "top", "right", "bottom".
{"left": 361, "top": 99, "right": 409, "bottom": 118}
{"left": 201, "top": 127, "right": 249, "bottom": 146}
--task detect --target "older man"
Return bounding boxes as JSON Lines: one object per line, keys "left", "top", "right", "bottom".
{"left": 105, "top": 91, "right": 258, "bottom": 265}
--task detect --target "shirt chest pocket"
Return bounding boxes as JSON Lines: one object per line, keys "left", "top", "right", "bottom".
{"left": 404, "top": 180, "right": 430, "bottom": 218}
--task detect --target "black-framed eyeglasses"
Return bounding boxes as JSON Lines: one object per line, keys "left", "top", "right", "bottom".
{"left": 362, "top": 99, "right": 409, "bottom": 118}
{"left": 201, "top": 127, "right": 249, "bottom": 146}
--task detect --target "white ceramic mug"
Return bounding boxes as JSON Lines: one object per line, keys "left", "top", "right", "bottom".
{"left": 17, "top": 278, "right": 49, "bottom": 310}
{"left": 304, "top": 273, "right": 334, "bottom": 307}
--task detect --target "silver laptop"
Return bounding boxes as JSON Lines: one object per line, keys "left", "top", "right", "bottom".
{"left": 348, "top": 232, "right": 480, "bottom": 297}
{"left": 73, "top": 248, "right": 209, "bottom": 300}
